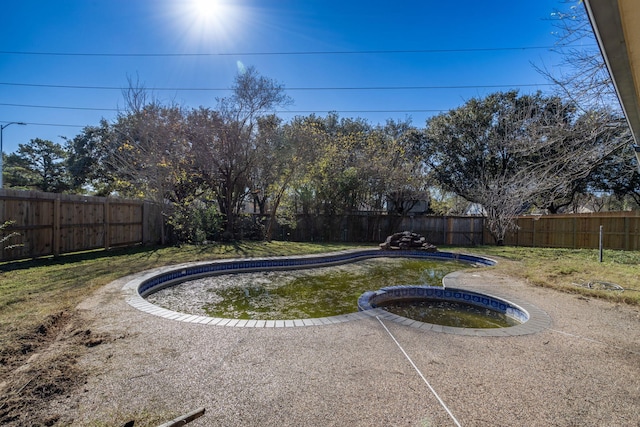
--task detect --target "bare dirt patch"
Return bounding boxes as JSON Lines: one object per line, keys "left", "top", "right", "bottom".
{"left": 0, "top": 311, "right": 114, "bottom": 426}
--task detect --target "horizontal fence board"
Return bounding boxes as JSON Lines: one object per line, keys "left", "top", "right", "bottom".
{"left": 1, "top": 189, "right": 163, "bottom": 262}
{"left": 283, "top": 211, "right": 639, "bottom": 250}
{"left": 497, "top": 212, "right": 640, "bottom": 250}
{"left": 280, "top": 214, "right": 485, "bottom": 246}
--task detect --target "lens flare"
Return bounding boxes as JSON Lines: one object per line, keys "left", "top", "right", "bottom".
{"left": 191, "top": 0, "right": 221, "bottom": 22}
{"left": 171, "top": 0, "right": 244, "bottom": 48}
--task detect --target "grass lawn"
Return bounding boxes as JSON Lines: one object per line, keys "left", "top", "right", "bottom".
{"left": 461, "top": 245, "right": 640, "bottom": 305}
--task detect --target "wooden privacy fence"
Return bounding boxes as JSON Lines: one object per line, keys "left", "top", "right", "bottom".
{"left": 489, "top": 211, "right": 640, "bottom": 251}
{"left": 0, "top": 189, "right": 163, "bottom": 262}
{"left": 279, "top": 211, "right": 640, "bottom": 250}
{"left": 282, "top": 213, "right": 485, "bottom": 246}
{"left": 2, "top": 188, "right": 639, "bottom": 263}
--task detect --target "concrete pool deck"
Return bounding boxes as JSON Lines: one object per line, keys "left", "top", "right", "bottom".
{"left": 58, "top": 264, "right": 639, "bottom": 426}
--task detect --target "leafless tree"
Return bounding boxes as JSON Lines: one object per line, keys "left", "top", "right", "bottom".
{"left": 108, "top": 89, "right": 190, "bottom": 244}
{"left": 189, "top": 67, "right": 292, "bottom": 239}
{"left": 533, "top": 0, "right": 638, "bottom": 210}
{"left": 536, "top": 0, "right": 619, "bottom": 112}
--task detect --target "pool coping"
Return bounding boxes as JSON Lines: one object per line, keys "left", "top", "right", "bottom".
{"left": 122, "top": 249, "right": 551, "bottom": 336}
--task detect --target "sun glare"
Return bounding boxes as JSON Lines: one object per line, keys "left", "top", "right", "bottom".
{"left": 191, "top": 0, "right": 221, "bottom": 21}
{"left": 170, "top": 0, "right": 243, "bottom": 47}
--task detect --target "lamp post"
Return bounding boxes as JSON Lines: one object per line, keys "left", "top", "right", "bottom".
{"left": 0, "top": 122, "right": 26, "bottom": 189}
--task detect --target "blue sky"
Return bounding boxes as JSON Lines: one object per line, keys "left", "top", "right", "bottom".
{"left": 0, "top": 0, "right": 578, "bottom": 154}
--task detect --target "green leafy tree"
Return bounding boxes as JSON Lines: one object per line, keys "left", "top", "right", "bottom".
{"left": 284, "top": 114, "right": 429, "bottom": 238}
{"left": 421, "top": 91, "right": 625, "bottom": 244}
{"left": 250, "top": 115, "right": 316, "bottom": 240}
{"left": 297, "top": 114, "right": 372, "bottom": 216}
{"left": 366, "top": 119, "right": 430, "bottom": 215}
{"left": 585, "top": 143, "right": 640, "bottom": 208}
{"left": 2, "top": 152, "right": 32, "bottom": 189}
{"left": 65, "top": 121, "right": 114, "bottom": 195}
{"left": 4, "top": 138, "right": 71, "bottom": 192}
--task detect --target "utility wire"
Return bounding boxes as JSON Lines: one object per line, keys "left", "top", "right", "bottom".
{"left": 1, "top": 121, "right": 87, "bottom": 128}
{"left": 0, "top": 102, "right": 449, "bottom": 113}
{"left": 0, "top": 102, "right": 119, "bottom": 112}
{"left": 0, "top": 45, "right": 564, "bottom": 57}
{"left": 2, "top": 106, "right": 451, "bottom": 129}
{"left": 0, "top": 82, "right": 553, "bottom": 91}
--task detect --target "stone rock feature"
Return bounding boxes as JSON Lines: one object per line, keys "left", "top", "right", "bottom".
{"left": 379, "top": 231, "right": 437, "bottom": 251}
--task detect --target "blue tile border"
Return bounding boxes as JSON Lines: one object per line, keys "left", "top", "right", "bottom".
{"left": 357, "top": 285, "right": 529, "bottom": 324}
{"left": 134, "top": 249, "right": 496, "bottom": 298}
{"left": 122, "top": 248, "right": 550, "bottom": 335}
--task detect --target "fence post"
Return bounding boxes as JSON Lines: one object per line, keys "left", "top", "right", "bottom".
{"left": 532, "top": 217, "right": 536, "bottom": 248}
{"left": 142, "top": 201, "right": 148, "bottom": 244}
{"left": 624, "top": 217, "right": 630, "bottom": 251}
{"left": 599, "top": 225, "right": 604, "bottom": 262}
{"left": 104, "top": 199, "right": 110, "bottom": 250}
{"left": 53, "top": 195, "right": 61, "bottom": 257}
{"left": 442, "top": 217, "right": 447, "bottom": 245}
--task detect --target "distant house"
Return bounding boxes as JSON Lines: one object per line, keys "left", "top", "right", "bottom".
{"left": 386, "top": 192, "right": 431, "bottom": 215}
{"left": 462, "top": 202, "right": 534, "bottom": 216}
{"left": 463, "top": 203, "right": 486, "bottom": 216}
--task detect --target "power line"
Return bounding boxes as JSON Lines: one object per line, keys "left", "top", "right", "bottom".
{"left": 3, "top": 107, "right": 451, "bottom": 129}
{"left": 4, "top": 108, "right": 446, "bottom": 121}
{"left": 0, "top": 102, "right": 119, "bottom": 112}
{"left": 274, "top": 109, "right": 448, "bottom": 113}
{"left": 1, "top": 121, "right": 87, "bottom": 128}
{"left": 0, "top": 103, "right": 449, "bottom": 113}
{"left": 295, "top": 84, "right": 552, "bottom": 91}
{"left": 0, "top": 45, "right": 564, "bottom": 58}
{"left": 0, "top": 82, "right": 553, "bottom": 92}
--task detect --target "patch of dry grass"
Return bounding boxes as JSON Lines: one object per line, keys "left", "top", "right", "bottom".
{"left": 460, "top": 246, "right": 640, "bottom": 305}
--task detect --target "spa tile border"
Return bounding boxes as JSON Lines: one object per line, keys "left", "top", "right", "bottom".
{"left": 122, "top": 249, "right": 551, "bottom": 336}
{"left": 358, "top": 285, "right": 530, "bottom": 324}
{"left": 375, "top": 271, "right": 553, "bottom": 336}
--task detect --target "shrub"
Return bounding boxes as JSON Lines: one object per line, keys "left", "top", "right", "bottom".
{"left": 168, "top": 200, "right": 223, "bottom": 244}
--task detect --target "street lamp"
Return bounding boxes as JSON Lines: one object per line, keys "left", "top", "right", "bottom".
{"left": 0, "top": 122, "right": 26, "bottom": 189}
